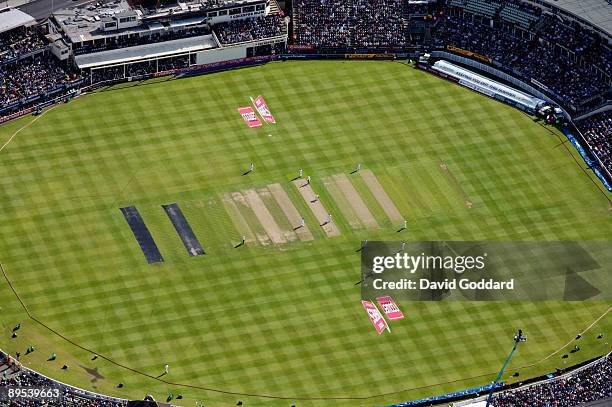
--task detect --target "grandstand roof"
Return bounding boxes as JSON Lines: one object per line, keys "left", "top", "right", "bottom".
{"left": 542, "top": 0, "right": 612, "bottom": 36}
{"left": 74, "top": 34, "right": 217, "bottom": 69}
{"left": 53, "top": 0, "right": 264, "bottom": 43}
{"left": 0, "top": 8, "right": 36, "bottom": 34}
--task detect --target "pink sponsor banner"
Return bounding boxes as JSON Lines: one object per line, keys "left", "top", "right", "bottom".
{"left": 376, "top": 296, "right": 404, "bottom": 320}
{"left": 238, "top": 106, "right": 262, "bottom": 128}
{"left": 361, "top": 300, "right": 388, "bottom": 334}
{"left": 253, "top": 95, "right": 276, "bottom": 123}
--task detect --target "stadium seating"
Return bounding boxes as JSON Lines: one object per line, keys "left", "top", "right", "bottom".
{"left": 291, "top": 0, "right": 610, "bottom": 113}
{"left": 462, "top": 0, "right": 501, "bottom": 18}
{"left": 577, "top": 111, "right": 612, "bottom": 175}
{"left": 90, "top": 55, "right": 191, "bottom": 84}
{"left": 0, "top": 1, "right": 610, "bottom": 405}
{"left": 492, "top": 354, "right": 611, "bottom": 406}
{"left": 213, "top": 14, "right": 286, "bottom": 45}
{"left": 293, "top": 0, "right": 406, "bottom": 49}
{"left": 293, "top": 0, "right": 352, "bottom": 48}
{"left": 0, "top": 55, "right": 76, "bottom": 110}
{"left": 499, "top": 2, "right": 540, "bottom": 29}
{"left": 0, "top": 27, "right": 46, "bottom": 65}
{"left": 432, "top": 11, "right": 610, "bottom": 110}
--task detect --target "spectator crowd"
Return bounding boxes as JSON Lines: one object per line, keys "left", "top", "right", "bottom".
{"left": 0, "top": 24, "right": 78, "bottom": 113}
{"left": 295, "top": 0, "right": 406, "bottom": 49}
{"left": 492, "top": 354, "right": 611, "bottom": 406}
{"left": 292, "top": 0, "right": 610, "bottom": 111}
{"left": 433, "top": 12, "right": 610, "bottom": 109}
{"left": 577, "top": 111, "right": 612, "bottom": 176}
{"left": 1, "top": 56, "right": 75, "bottom": 110}
{"left": 0, "top": 27, "right": 46, "bottom": 64}
{"left": 433, "top": 15, "right": 526, "bottom": 66}
{"left": 213, "top": 14, "right": 286, "bottom": 45}
{"left": 89, "top": 55, "right": 191, "bottom": 84}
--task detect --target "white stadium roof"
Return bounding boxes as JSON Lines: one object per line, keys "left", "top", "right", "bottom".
{"left": 0, "top": 8, "right": 36, "bottom": 34}
{"left": 542, "top": 0, "right": 612, "bottom": 36}
{"left": 74, "top": 35, "right": 217, "bottom": 69}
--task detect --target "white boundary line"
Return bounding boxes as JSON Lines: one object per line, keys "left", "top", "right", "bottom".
{"left": 540, "top": 305, "right": 611, "bottom": 363}
{"left": 0, "top": 105, "right": 58, "bottom": 154}
{"left": 0, "top": 349, "right": 129, "bottom": 404}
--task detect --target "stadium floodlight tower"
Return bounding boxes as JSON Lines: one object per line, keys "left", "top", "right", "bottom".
{"left": 485, "top": 329, "right": 527, "bottom": 407}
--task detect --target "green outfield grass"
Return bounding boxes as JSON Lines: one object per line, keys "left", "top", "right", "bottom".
{"left": 0, "top": 60, "right": 610, "bottom": 407}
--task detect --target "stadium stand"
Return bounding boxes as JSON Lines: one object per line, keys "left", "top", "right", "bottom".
{"left": 0, "top": 8, "right": 80, "bottom": 115}
{"left": 432, "top": 11, "right": 610, "bottom": 111}
{"left": 432, "top": 14, "right": 527, "bottom": 65}
{"left": 213, "top": 14, "right": 287, "bottom": 45}
{"left": 293, "top": 0, "right": 406, "bottom": 49}
{"left": 291, "top": 0, "right": 610, "bottom": 113}
{"left": 90, "top": 64, "right": 125, "bottom": 84}
{"left": 293, "top": 0, "right": 352, "bottom": 48}
{"left": 491, "top": 353, "right": 611, "bottom": 406}
{"left": 352, "top": 0, "right": 406, "bottom": 48}
{"left": 462, "top": 0, "right": 501, "bottom": 18}
{"left": 576, "top": 111, "right": 612, "bottom": 175}
{"left": 538, "top": 14, "right": 612, "bottom": 82}
{"left": 71, "top": 25, "right": 211, "bottom": 56}
{"left": 0, "top": 26, "right": 46, "bottom": 65}
{"left": 44, "top": 0, "right": 288, "bottom": 87}
{"left": 0, "top": 0, "right": 611, "bottom": 404}
{"left": 0, "top": 55, "right": 78, "bottom": 111}
{"left": 499, "top": 1, "right": 541, "bottom": 29}
{"left": 88, "top": 54, "right": 191, "bottom": 83}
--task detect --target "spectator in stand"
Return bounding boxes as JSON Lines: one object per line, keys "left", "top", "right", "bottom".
{"left": 432, "top": 11, "right": 611, "bottom": 110}
{"left": 351, "top": 0, "right": 406, "bottom": 48}
{"left": 290, "top": 0, "right": 609, "bottom": 108}
{"left": 0, "top": 27, "right": 46, "bottom": 64}
{"left": 0, "top": 56, "right": 73, "bottom": 109}
{"left": 493, "top": 355, "right": 611, "bottom": 406}
{"left": 214, "top": 14, "right": 286, "bottom": 45}
{"left": 577, "top": 111, "right": 612, "bottom": 176}
{"left": 88, "top": 55, "right": 192, "bottom": 84}
{"left": 432, "top": 14, "right": 529, "bottom": 66}
{"left": 294, "top": 0, "right": 405, "bottom": 49}
{"left": 91, "top": 65, "right": 125, "bottom": 84}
